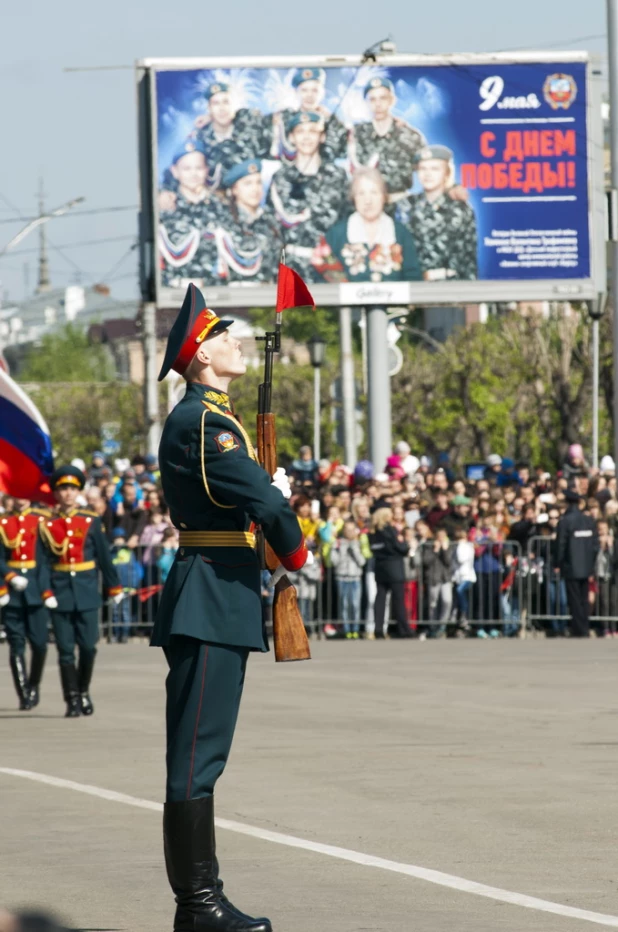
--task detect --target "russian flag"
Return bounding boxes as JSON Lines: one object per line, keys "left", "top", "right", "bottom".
{"left": 0, "top": 367, "right": 54, "bottom": 504}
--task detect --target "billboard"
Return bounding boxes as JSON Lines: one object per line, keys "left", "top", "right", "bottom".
{"left": 136, "top": 52, "right": 604, "bottom": 308}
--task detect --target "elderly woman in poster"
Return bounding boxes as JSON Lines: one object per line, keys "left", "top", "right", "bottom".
{"left": 312, "top": 168, "right": 421, "bottom": 283}
{"left": 398, "top": 144, "right": 478, "bottom": 281}
{"left": 215, "top": 158, "right": 282, "bottom": 283}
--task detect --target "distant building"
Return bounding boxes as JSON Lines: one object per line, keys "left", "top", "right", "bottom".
{"left": 0, "top": 284, "right": 139, "bottom": 367}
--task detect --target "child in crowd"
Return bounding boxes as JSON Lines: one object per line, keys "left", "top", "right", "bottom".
{"left": 331, "top": 519, "right": 366, "bottom": 638}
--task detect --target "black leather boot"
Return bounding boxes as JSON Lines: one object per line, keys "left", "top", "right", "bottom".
{"left": 10, "top": 653, "right": 32, "bottom": 711}
{"left": 59, "top": 664, "right": 81, "bottom": 718}
{"left": 29, "top": 647, "right": 47, "bottom": 708}
{"left": 163, "top": 797, "right": 272, "bottom": 931}
{"left": 77, "top": 650, "right": 96, "bottom": 715}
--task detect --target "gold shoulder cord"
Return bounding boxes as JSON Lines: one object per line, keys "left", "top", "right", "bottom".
{"left": 0, "top": 524, "right": 22, "bottom": 550}
{"left": 200, "top": 408, "right": 235, "bottom": 509}
{"left": 39, "top": 521, "right": 69, "bottom": 557}
{"left": 201, "top": 401, "right": 258, "bottom": 462}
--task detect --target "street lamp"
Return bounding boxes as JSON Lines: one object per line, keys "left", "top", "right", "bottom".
{"left": 589, "top": 293, "right": 607, "bottom": 470}
{"left": 307, "top": 334, "right": 326, "bottom": 462}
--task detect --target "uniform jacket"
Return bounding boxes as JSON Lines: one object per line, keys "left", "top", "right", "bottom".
{"left": 556, "top": 507, "right": 600, "bottom": 580}
{"left": 41, "top": 509, "right": 122, "bottom": 611}
{"left": 0, "top": 509, "right": 53, "bottom": 608}
{"left": 369, "top": 526, "right": 409, "bottom": 584}
{"left": 151, "top": 381, "right": 307, "bottom": 651}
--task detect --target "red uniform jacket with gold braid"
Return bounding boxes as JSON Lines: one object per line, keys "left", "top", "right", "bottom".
{"left": 40, "top": 509, "right": 122, "bottom": 612}
{"left": 0, "top": 509, "right": 53, "bottom": 608}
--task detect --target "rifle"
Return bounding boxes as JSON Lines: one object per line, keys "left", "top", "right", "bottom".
{"left": 256, "top": 304, "right": 311, "bottom": 663}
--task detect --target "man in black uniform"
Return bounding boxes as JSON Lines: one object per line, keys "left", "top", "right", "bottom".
{"left": 556, "top": 489, "right": 599, "bottom": 637}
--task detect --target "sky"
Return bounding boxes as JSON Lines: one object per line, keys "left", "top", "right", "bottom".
{"left": 0, "top": 0, "right": 608, "bottom": 305}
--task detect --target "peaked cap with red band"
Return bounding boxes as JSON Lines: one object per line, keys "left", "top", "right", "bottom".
{"left": 158, "top": 283, "right": 233, "bottom": 381}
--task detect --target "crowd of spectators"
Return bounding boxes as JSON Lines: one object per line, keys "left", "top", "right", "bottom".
{"left": 1, "top": 441, "right": 615, "bottom": 641}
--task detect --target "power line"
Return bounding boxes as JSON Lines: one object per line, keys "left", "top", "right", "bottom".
{"left": 7, "top": 234, "right": 136, "bottom": 257}
{"left": 497, "top": 32, "right": 606, "bottom": 52}
{"left": 0, "top": 205, "right": 137, "bottom": 225}
{"left": 97, "top": 245, "right": 137, "bottom": 284}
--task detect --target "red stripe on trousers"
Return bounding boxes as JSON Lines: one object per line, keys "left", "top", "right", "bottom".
{"left": 186, "top": 646, "right": 209, "bottom": 800}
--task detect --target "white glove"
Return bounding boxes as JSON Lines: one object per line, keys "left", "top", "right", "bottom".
{"left": 270, "top": 564, "right": 288, "bottom": 586}
{"left": 9, "top": 575, "right": 28, "bottom": 592}
{"left": 271, "top": 466, "right": 291, "bottom": 500}
{"left": 0, "top": 592, "right": 9, "bottom": 608}
{"left": 270, "top": 547, "right": 314, "bottom": 586}
{"left": 112, "top": 592, "right": 125, "bottom": 605}
{"left": 44, "top": 596, "right": 58, "bottom": 610}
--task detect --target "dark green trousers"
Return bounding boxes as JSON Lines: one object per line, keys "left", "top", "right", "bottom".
{"left": 163, "top": 636, "right": 249, "bottom": 802}
{"left": 3, "top": 605, "right": 49, "bottom": 655}
{"left": 51, "top": 609, "right": 99, "bottom": 667}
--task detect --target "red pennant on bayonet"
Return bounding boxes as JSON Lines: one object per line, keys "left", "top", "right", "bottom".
{"left": 275, "top": 263, "right": 315, "bottom": 314}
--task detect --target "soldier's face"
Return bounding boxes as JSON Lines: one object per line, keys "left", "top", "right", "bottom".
{"left": 55, "top": 486, "right": 79, "bottom": 509}
{"left": 209, "top": 92, "right": 235, "bottom": 127}
{"left": 297, "top": 80, "right": 323, "bottom": 110}
{"left": 232, "top": 173, "right": 263, "bottom": 210}
{"left": 205, "top": 328, "right": 246, "bottom": 380}
{"left": 171, "top": 152, "right": 208, "bottom": 192}
{"left": 417, "top": 158, "right": 449, "bottom": 194}
{"left": 367, "top": 88, "right": 394, "bottom": 120}
{"left": 353, "top": 177, "right": 386, "bottom": 222}
{"left": 15, "top": 499, "right": 30, "bottom": 512}
{"left": 291, "top": 123, "right": 324, "bottom": 156}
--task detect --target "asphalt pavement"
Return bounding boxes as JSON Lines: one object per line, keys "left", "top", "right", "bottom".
{"left": 1, "top": 637, "right": 618, "bottom": 932}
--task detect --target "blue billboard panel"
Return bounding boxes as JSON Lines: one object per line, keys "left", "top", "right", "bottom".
{"left": 146, "top": 55, "right": 598, "bottom": 306}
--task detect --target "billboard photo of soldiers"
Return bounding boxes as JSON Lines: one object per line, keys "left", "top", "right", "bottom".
{"left": 151, "top": 56, "right": 592, "bottom": 301}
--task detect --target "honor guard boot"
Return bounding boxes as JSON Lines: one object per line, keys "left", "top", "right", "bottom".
{"left": 164, "top": 797, "right": 272, "bottom": 932}
{"left": 59, "top": 664, "right": 81, "bottom": 718}
{"left": 28, "top": 648, "right": 47, "bottom": 708}
{"left": 77, "top": 651, "right": 96, "bottom": 716}
{"left": 10, "top": 654, "right": 33, "bottom": 711}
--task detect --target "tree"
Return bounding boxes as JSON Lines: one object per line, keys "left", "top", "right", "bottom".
{"left": 19, "top": 324, "right": 115, "bottom": 383}
{"left": 229, "top": 361, "right": 338, "bottom": 463}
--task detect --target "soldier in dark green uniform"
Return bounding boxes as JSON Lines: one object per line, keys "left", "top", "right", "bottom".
{"left": 216, "top": 158, "right": 282, "bottom": 283}
{"left": 270, "top": 67, "right": 347, "bottom": 162}
{"left": 397, "top": 145, "right": 478, "bottom": 280}
{"left": 159, "top": 140, "right": 224, "bottom": 288}
{"left": 152, "top": 284, "right": 309, "bottom": 932}
{"left": 268, "top": 111, "right": 348, "bottom": 281}
{"left": 193, "top": 82, "right": 271, "bottom": 180}
{"left": 41, "top": 467, "right": 123, "bottom": 718}
{"left": 348, "top": 77, "right": 426, "bottom": 209}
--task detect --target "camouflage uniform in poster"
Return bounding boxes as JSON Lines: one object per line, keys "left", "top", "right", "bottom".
{"left": 194, "top": 82, "right": 271, "bottom": 182}
{"left": 270, "top": 67, "right": 347, "bottom": 162}
{"left": 348, "top": 77, "right": 426, "bottom": 208}
{"left": 216, "top": 159, "right": 282, "bottom": 284}
{"left": 268, "top": 112, "right": 348, "bottom": 281}
{"left": 397, "top": 145, "right": 478, "bottom": 280}
{"left": 158, "top": 140, "right": 224, "bottom": 287}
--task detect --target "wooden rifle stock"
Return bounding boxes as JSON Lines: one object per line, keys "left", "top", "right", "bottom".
{"left": 257, "top": 411, "right": 311, "bottom": 663}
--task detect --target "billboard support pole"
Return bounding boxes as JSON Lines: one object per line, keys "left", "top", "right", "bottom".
{"left": 608, "top": 0, "right": 618, "bottom": 466}
{"left": 366, "top": 306, "right": 392, "bottom": 471}
{"left": 339, "top": 306, "right": 358, "bottom": 467}
{"left": 592, "top": 315, "right": 600, "bottom": 469}
{"left": 143, "top": 301, "right": 161, "bottom": 455}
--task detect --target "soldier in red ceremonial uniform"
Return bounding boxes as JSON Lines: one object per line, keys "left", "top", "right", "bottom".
{"left": 0, "top": 499, "right": 57, "bottom": 710}
{"left": 41, "top": 466, "right": 123, "bottom": 718}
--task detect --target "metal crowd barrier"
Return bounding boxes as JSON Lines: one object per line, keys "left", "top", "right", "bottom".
{"left": 6, "top": 533, "right": 611, "bottom": 645}
{"left": 526, "top": 536, "right": 618, "bottom": 634}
